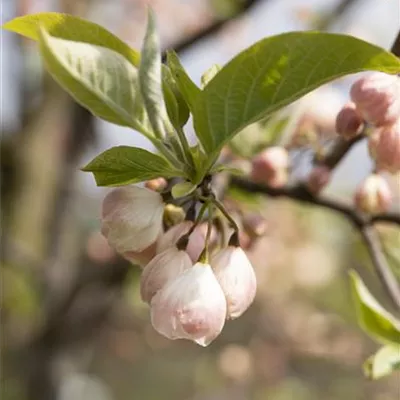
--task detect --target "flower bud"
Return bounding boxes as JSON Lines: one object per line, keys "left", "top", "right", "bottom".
{"left": 242, "top": 214, "right": 268, "bottom": 239}
{"left": 186, "top": 224, "right": 218, "bottom": 263}
{"left": 140, "top": 247, "right": 192, "bottom": 303}
{"left": 163, "top": 204, "right": 186, "bottom": 227}
{"left": 101, "top": 186, "right": 164, "bottom": 253}
{"left": 335, "top": 102, "right": 364, "bottom": 139}
{"left": 251, "top": 147, "right": 289, "bottom": 188}
{"left": 306, "top": 166, "right": 331, "bottom": 194}
{"left": 375, "top": 120, "right": 400, "bottom": 173}
{"left": 145, "top": 177, "right": 167, "bottom": 192}
{"left": 150, "top": 263, "right": 227, "bottom": 346}
{"left": 211, "top": 246, "right": 257, "bottom": 319}
{"left": 156, "top": 221, "right": 193, "bottom": 253}
{"left": 123, "top": 240, "right": 158, "bottom": 268}
{"left": 354, "top": 174, "right": 392, "bottom": 214}
{"left": 157, "top": 221, "right": 217, "bottom": 263}
{"left": 350, "top": 72, "right": 400, "bottom": 127}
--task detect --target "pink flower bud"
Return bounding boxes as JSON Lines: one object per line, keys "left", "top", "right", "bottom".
{"left": 251, "top": 147, "right": 289, "bottom": 188}
{"left": 306, "top": 166, "right": 331, "bottom": 194}
{"left": 211, "top": 246, "right": 257, "bottom": 319}
{"left": 101, "top": 186, "right": 164, "bottom": 253}
{"left": 123, "top": 240, "right": 158, "bottom": 268}
{"left": 186, "top": 224, "right": 218, "bottom": 263}
{"left": 150, "top": 263, "right": 227, "bottom": 346}
{"left": 354, "top": 174, "right": 392, "bottom": 214}
{"left": 375, "top": 120, "right": 400, "bottom": 173}
{"left": 140, "top": 247, "right": 192, "bottom": 303}
{"left": 156, "top": 221, "right": 193, "bottom": 254}
{"left": 157, "top": 221, "right": 217, "bottom": 263}
{"left": 335, "top": 102, "right": 364, "bottom": 139}
{"left": 144, "top": 177, "right": 167, "bottom": 191}
{"left": 350, "top": 72, "right": 400, "bottom": 127}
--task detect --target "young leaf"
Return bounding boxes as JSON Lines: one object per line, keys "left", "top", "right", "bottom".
{"left": 363, "top": 345, "right": 400, "bottom": 379}
{"left": 139, "top": 9, "right": 168, "bottom": 138}
{"left": 350, "top": 270, "right": 400, "bottom": 345}
{"left": 38, "top": 27, "right": 152, "bottom": 134}
{"left": 162, "top": 67, "right": 190, "bottom": 128}
{"left": 2, "top": 12, "right": 140, "bottom": 67}
{"left": 193, "top": 32, "right": 400, "bottom": 170}
{"left": 82, "top": 146, "right": 182, "bottom": 186}
{"left": 166, "top": 51, "right": 201, "bottom": 113}
{"left": 171, "top": 181, "right": 197, "bottom": 199}
{"left": 201, "top": 64, "right": 221, "bottom": 88}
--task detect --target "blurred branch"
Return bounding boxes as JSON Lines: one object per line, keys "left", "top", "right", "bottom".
{"left": 230, "top": 178, "right": 400, "bottom": 309}
{"left": 162, "top": 0, "right": 264, "bottom": 60}
{"left": 392, "top": 30, "right": 400, "bottom": 59}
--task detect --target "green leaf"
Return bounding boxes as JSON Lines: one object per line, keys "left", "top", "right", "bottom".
{"left": 82, "top": 146, "right": 181, "bottom": 186}
{"left": 2, "top": 12, "right": 140, "bottom": 67}
{"left": 210, "top": 163, "right": 247, "bottom": 176}
{"left": 162, "top": 67, "right": 190, "bottom": 128}
{"left": 171, "top": 181, "right": 197, "bottom": 199}
{"left": 349, "top": 270, "right": 400, "bottom": 345}
{"left": 189, "top": 145, "right": 209, "bottom": 184}
{"left": 38, "top": 27, "right": 152, "bottom": 134}
{"left": 363, "top": 345, "right": 400, "bottom": 379}
{"left": 193, "top": 32, "right": 400, "bottom": 170}
{"left": 139, "top": 9, "right": 168, "bottom": 137}
{"left": 201, "top": 64, "right": 221, "bottom": 88}
{"left": 166, "top": 50, "right": 201, "bottom": 113}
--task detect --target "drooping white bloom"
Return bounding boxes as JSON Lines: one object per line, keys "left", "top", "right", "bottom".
{"left": 211, "top": 246, "right": 257, "bottom": 319}
{"left": 156, "top": 221, "right": 215, "bottom": 263}
{"left": 156, "top": 221, "right": 193, "bottom": 254}
{"left": 150, "top": 263, "right": 227, "bottom": 346}
{"left": 123, "top": 240, "right": 158, "bottom": 268}
{"left": 140, "top": 247, "right": 192, "bottom": 303}
{"left": 101, "top": 186, "right": 164, "bottom": 253}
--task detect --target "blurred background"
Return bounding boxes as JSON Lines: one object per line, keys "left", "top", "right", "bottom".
{"left": 1, "top": 0, "right": 400, "bottom": 399}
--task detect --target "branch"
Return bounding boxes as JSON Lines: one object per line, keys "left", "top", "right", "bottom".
{"left": 230, "top": 177, "right": 400, "bottom": 309}
{"left": 360, "top": 226, "right": 400, "bottom": 308}
{"left": 162, "top": 0, "right": 264, "bottom": 59}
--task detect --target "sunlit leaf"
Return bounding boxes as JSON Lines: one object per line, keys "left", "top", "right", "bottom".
{"left": 350, "top": 270, "right": 400, "bottom": 345}
{"left": 166, "top": 51, "right": 201, "bottom": 113}
{"left": 38, "top": 27, "right": 152, "bottom": 134}
{"left": 364, "top": 345, "right": 400, "bottom": 379}
{"left": 162, "top": 67, "right": 190, "bottom": 128}
{"left": 82, "top": 146, "right": 182, "bottom": 186}
{"left": 193, "top": 32, "right": 400, "bottom": 172}
{"left": 3, "top": 12, "right": 140, "bottom": 66}
{"left": 139, "top": 9, "right": 168, "bottom": 137}
{"left": 171, "top": 181, "right": 197, "bottom": 199}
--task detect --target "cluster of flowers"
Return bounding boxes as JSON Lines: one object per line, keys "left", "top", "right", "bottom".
{"left": 336, "top": 72, "right": 400, "bottom": 214}
{"left": 101, "top": 185, "right": 257, "bottom": 346}
{"left": 249, "top": 72, "right": 400, "bottom": 214}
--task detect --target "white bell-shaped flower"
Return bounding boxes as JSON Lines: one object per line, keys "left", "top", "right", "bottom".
{"left": 157, "top": 221, "right": 217, "bottom": 263}
{"left": 101, "top": 186, "right": 164, "bottom": 253}
{"left": 150, "top": 263, "right": 227, "bottom": 346}
{"left": 211, "top": 246, "right": 257, "bottom": 319}
{"left": 156, "top": 221, "right": 193, "bottom": 253}
{"left": 140, "top": 247, "right": 192, "bottom": 303}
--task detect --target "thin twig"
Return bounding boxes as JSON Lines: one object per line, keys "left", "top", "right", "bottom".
{"left": 360, "top": 226, "right": 400, "bottom": 309}
{"left": 230, "top": 178, "right": 400, "bottom": 309}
